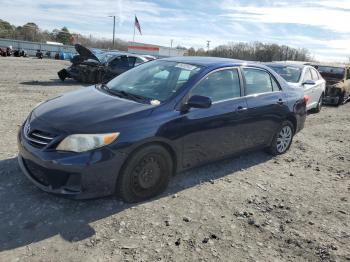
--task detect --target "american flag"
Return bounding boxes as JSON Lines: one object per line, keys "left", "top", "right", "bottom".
{"left": 134, "top": 16, "right": 142, "bottom": 35}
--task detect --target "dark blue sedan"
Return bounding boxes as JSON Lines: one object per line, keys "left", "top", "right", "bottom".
{"left": 18, "top": 57, "right": 307, "bottom": 202}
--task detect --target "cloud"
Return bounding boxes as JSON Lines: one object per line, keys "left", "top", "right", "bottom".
{"left": 221, "top": 1, "right": 350, "bottom": 33}
{"left": 2, "top": 0, "right": 350, "bottom": 62}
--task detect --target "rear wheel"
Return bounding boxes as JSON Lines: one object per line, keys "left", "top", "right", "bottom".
{"left": 267, "top": 121, "right": 294, "bottom": 156}
{"left": 116, "top": 145, "right": 173, "bottom": 203}
{"left": 313, "top": 93, "right": 323, "bottom": 113}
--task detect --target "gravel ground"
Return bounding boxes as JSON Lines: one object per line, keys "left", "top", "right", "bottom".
{"left": 0, "top": 57, "right": 349, "bottom": 262}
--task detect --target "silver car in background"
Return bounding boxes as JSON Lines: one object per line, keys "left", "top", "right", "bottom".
{"left": 265, "top": 63, "right": 326, "bottom": 112}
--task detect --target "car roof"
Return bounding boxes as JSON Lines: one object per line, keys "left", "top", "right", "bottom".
{"left": 160, "top": 56, "right": 253, "bottom": 67}
{"left": 103, "top": 52, "right": 148, "bottom": 59}
{"left": 264, "top": 62, "right": 306, "bottom": 69}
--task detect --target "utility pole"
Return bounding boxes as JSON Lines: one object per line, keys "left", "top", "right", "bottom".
{"left": 206, "top": 40, "right": 211, "bottom": 52}
{"left": 169, "top": 39, "right": 173, "bottom": 56}
{"left": 109, "top": 15, "right": 116, "bottom": 48}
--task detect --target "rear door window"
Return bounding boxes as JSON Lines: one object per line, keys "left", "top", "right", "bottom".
{"left": 242, "top": 68, "right": 277, "bottom": 95}
{"left": 135, "top": 57, "right": 145, "bottom": 66}
{"left": 109, "top": 56, "right": 129, "bottom": 69}
{"left": 303, "top": 68, "right": 313, "bottom": 82}
{"left": 128, "top": 57, "right": 136, "bottom": 67}
{"left": 310, "top": 68, "right": 319, "bottom": 80}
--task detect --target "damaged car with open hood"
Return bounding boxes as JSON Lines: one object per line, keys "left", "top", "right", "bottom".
{"left": 313, "top": 64, "right": 350, "bottom": 105}
{"left": 58, "top": 44, "right": 151, "bottom": 84}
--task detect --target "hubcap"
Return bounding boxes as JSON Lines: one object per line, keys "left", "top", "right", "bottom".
{"left": 276, "top": 126, "right": 292, "bottom": 153}
{"left": 132, "top": 155, "right": 162, "bottom": 191}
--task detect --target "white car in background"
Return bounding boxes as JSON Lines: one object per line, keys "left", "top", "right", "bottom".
{"left": 265, "top": 63, "right": 326, "bottom": 112}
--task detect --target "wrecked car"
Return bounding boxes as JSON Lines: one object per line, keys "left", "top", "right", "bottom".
{"left": 57, "top": 44, "right": 150, "bottom": 84}
{"left": 313, "top": 64, "right": 350, "bottom": 105}
{"left": 0, "top": 47, "right": 12, "bottom": 56}
{"left": 36, "top": 50, "right": 43, "bottom": 59}
{"left": 13, "top": 49, "right": 28, "bottom": 57}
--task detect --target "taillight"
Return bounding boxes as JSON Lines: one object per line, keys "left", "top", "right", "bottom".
{"left": 303, "top": 95, "right": 309, "bottom": 104}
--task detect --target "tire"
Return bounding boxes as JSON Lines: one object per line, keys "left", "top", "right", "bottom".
{"left": 313, "top": 93, "right": 323, "bottom": 113}
{"left": 116, "top": 145, "right": 173, "bottom": 203}
{"left": 337, "top": 92, "right": 345, "bottom": 106}
{"left": 266, "top": 121, "right": 294, "bottom": 156}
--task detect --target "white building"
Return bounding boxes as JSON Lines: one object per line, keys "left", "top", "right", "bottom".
{"left": 128, "top": 42, "right": 185, "bottom": 57}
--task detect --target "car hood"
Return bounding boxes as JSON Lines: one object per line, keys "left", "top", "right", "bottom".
{"left": 32, "top": 86, "right": 153, "bottom": 133}
{"left": 75, "top": 44, "right": 100, "bottom": 62}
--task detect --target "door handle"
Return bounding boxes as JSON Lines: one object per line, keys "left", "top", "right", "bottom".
{"left": 237, "top": 106, "right": 247, "bottom": 112}
{"left": 277, "top": 99, "right": 285, "bottom": 105}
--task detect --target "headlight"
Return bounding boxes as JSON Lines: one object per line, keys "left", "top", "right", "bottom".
{"left": 56, "top": 133, "right": 119, "bottom": 152}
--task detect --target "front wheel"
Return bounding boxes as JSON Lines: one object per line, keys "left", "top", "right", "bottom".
{"left": 116, "top": 145, "right": 173, "bottom": 203}
{"left": 266, "top": 121, "right": 294, "bottom": 156}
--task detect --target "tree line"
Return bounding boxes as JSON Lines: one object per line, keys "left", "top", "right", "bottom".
{"left": 1, "top": 19, "right": 312, "bottom": 61}
{"left": 0, "top": 19, "right": 128, "bottom": 51}
{"left": 187, "top": 42, "right": 312, "bottom": 62}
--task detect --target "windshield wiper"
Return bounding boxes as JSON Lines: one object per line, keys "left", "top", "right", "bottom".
{"left": 99, "top": 84, "right": 150, "bottom": 103}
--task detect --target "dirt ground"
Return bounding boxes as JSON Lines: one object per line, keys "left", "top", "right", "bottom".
{"left": 0, "top": 57, "right": 349, "bottom": 262}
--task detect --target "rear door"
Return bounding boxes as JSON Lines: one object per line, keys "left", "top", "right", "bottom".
{"left": 241, "top": 67, "right": 289, "bottom": 148}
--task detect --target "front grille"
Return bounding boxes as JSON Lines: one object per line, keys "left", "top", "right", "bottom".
{"left": 23, "top": 159, "right": 70, "bottom": 189}
{"left": 25, "top": 129, "right": 56, "bottom": 148}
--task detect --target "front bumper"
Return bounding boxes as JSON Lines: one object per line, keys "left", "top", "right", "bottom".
{"left": 17, "top": 128, "right": 128, "bottom": 199}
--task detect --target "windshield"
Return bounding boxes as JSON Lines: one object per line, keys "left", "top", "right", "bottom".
{"left": 106, "top": 60, "right": 203, "bottom": 102}
{"left": 317, "top": 66, "right": 345, "bottom": 80}
{"left": 268, "top": 65, "right": 302, "bottom": 83}
{"left": 94, "top": 52, "right": 119, "bottom": 64}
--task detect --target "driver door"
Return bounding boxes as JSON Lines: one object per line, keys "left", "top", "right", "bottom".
{"left": 179, "top": 68, "right": 249, "bottom": 168}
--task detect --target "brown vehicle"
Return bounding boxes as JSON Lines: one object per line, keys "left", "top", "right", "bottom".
{"left": 313, "top": 64, "right": 350, "bottom": 105}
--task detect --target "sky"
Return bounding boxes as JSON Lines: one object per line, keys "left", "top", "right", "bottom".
{"left": 2, "top": 0, "right": 350, "bottom": 62}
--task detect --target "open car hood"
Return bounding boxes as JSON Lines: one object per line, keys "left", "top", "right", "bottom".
{"left": 323, "top": 77, "right": 342, "bottom": 86}
{"left": 75, "top": 44, "right": 100, "bottom": 62}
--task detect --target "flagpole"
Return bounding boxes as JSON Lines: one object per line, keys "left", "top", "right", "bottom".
{"left": 133, "top": 15, "right": 136, "bottom": 44}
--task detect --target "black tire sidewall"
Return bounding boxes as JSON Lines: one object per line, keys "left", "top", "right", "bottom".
{"left": 116, "top": 145, "right": 173, "bottom": 203}
{"left": 268, "top": 121, "right": 294, "bottom": 156}
{"left": 314, "top": 94, "right": 323, "bottom": 113}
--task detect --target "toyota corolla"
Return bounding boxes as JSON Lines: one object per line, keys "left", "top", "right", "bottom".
{"left": 18, "top": 57, "right": 307, "bottom": 203}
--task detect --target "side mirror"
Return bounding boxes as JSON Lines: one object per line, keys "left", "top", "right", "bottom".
{"left": 186, "top": 95, "right": 212, "bottom": 109}
{"left": 302, "top": 80, "right": 316, "bottom": 86}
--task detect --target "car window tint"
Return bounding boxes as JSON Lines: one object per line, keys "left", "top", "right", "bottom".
{"left": 128, "top": 57, "right": 136, "bottom": 67}
{"left": 243, "top": 68, "right": 274, "bottom": 95}
{"left": 191, "top": 69, "right": 241, "bottom": 102}
{"left": 303, "top": 69, "right": 312, "bottom": 81}
{"left": 135, "top": 57, "right": 145, "bottom": 66}
{"left": 310, "top": 68, "right": 319, "bottom": 80}
{"left": 178, "top": 70, "right": 191, "bottom": 81}
{"left": 110, "top": 57, "right": 129, "bottom": 68}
